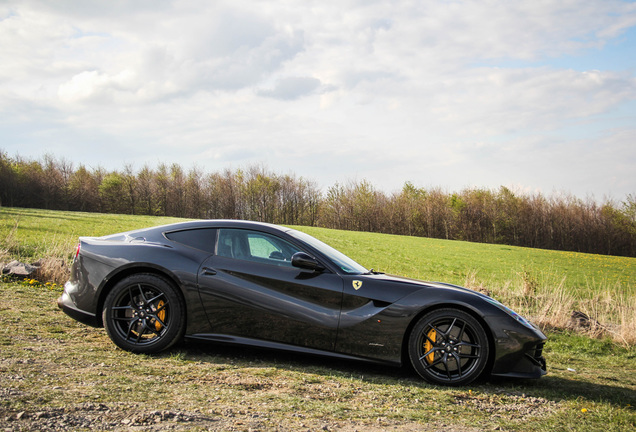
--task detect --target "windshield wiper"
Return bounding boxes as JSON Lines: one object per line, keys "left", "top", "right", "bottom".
{"left": 363, "top": 268, "right": 384, "bottom": 275}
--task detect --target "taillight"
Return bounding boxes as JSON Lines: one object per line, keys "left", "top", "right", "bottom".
{"left": 74, "top": 242, "right": 81, "bottom": 262}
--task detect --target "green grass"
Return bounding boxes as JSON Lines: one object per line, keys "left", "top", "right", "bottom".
{"left": 2, "top": 207, "right": 634, "bottom": 339}
{"left": 2, "top": 207, "right": 633, "bottom": 298}
{"left": 2, "top": 206, "right": 635, "bottom": 341}
{"left": 0, "top": 207, "right": 182, "bottom": 261}
{"left": 293, "top": 227, "right": 636, "bottom": 345}
{"left": 293, "top": 226, "right": 635, "bottom": 298}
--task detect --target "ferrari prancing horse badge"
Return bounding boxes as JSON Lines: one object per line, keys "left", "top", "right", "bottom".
{"left": 352, "top": 280, "right": 363, "bottom": 290}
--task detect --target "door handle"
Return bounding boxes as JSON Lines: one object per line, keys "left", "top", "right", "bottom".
{"left": 202, "top": 267, "right": 217, "bottom": 276}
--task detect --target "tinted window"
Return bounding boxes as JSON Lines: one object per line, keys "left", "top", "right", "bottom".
{"left": 217, "top": 229, "right": 300, "bottom": 266}
{"left": 165, "top": 228, "right": 217, "bottom": 254}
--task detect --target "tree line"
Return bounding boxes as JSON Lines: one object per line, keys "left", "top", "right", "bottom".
{"left": 1, "top": 151, "right": 634, "bottom": 257}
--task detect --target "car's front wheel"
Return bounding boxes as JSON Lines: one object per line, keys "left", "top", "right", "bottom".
{"left": 103, "top": 274, "right": 185, "bottom": 353}
{"left": 408, "top": 308, "right": 489, "bottom": 385}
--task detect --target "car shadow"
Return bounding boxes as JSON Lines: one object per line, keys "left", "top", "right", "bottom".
{"left": 486, "top": 374, "right": 636, "bottom": 407}
{"left": 177, "top": 338, "right": 411, "bottom": 380}
{"left": 167, "top": 339, "right": 635, "bottom": 408}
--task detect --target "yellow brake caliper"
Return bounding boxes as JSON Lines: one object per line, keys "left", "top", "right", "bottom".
{"left": 154, "top": 300, "right": 166, "bottom": 331}
{"left": 424, "top": 329, "right": 436, "bottom": 364}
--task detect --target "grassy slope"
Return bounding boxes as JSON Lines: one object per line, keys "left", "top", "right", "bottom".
{"left": 2, "top": 207, "right": 634, "bottom": 297}
{"left": 2, "top": 207, "right": 634, "bottom": 338}
{"left": 0, "top": 207, "right": 182, "bottom": 260}
{"left": 295, "top": 226, "right": 635, "bottom": 297}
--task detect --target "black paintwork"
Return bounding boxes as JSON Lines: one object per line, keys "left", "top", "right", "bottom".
{"left": 58, "top": 219, "right": 547, "bottom": 379}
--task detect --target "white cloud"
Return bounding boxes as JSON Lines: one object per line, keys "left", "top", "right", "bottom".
{"left": 1, "top": 0, "right": 635, "bottom": 199}
{"left": 258, "top": 77, "right": 324, "bottom": 100}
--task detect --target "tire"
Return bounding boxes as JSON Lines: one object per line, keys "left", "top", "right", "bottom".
{"left": 408, "top": 308, "right": 489, "bottom": 386}
{"left": 102, "top": 273, "right": 185, "bottom": 354}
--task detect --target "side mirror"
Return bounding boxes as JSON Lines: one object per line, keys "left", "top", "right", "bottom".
{"left": 291, "top": 252, "right": 325, "bottom": 272}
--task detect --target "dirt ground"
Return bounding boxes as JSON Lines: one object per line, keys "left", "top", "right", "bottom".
{"left": 1, "top": 401, "right": 484, "bottom": 432}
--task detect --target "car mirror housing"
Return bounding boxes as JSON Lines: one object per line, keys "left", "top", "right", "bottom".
{"left": 291, "top": 252, "right": 325, "bottom": 272}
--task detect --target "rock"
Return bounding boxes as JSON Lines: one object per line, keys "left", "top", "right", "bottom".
{"left": 570, "top": 310, "right": 602, "bottom": 329}
{"left": 2, "top": 260, "right": 40, "bottom": 277}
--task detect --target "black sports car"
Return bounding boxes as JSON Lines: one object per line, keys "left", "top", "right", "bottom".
{"left": 58, "top": 220, "right": 546, "bottom": 385}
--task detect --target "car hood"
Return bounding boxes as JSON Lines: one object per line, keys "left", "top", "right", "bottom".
{"left": 351, "top": 273, "right": 483, "bottom": 304}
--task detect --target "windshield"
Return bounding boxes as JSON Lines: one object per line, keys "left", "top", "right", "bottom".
{"left": 288, "top": 229, "right": 368, "bottom": 275}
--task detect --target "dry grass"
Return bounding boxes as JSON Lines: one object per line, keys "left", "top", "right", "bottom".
{"left": 0, "top": 216, "right": 18, "bottom": 264}
{"left": 465, "top": 270, "right": 636, "bottom": 346}
{"left": 1, "top": 214, "right": 72, "bottom": 285}
{"left": 33, "top": 257, "right": 70, "bottom": 286}
{"left": 0, "top": 248, "right": 9, "bottom": 266}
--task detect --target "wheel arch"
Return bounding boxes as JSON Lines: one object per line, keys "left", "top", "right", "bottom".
{"left": 95, "top": 265, "right": 185, "bottom": 327}
{"left": 400, "top": 302, "right": 496, "bottom": 377}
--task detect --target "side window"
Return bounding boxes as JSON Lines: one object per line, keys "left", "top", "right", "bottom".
{"left": 165, "top": 228, "right": 217, "bottom": 254}
{"left": 217, "top": 229, "right": 249, "bottom": 259}
{"left": 217, "top": 229, "right": 300, "bottom": 266}
{"left": 247, "top": 234, "right": 284, "bottom": 260}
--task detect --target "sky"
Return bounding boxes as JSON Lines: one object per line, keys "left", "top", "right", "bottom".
{"left": 1, "top": 0, "right": 635, "bottom": 201}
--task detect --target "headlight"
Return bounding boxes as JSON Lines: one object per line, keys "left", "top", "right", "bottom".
{"left": 482, "top": 296, "right": 537, "bottom": 330}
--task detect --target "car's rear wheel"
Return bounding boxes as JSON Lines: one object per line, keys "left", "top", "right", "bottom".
{"left": 408, "top": 308, "right": 489, "bottom": 386}
{"left": 103, "top": 274, "right": 185, "bottom": 353}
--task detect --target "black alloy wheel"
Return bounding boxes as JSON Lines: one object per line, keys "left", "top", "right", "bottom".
{"left": 103, "top": 274, "right": 185, "bottom": 353}
{"left": 408, "top": 308, "right": 489, "bottom": 385}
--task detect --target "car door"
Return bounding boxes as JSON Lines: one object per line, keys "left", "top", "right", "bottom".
{"left": 197, "top": 228, "right": 344, "bottom": 351}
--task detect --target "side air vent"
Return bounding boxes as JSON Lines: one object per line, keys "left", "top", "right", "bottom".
{"left": 524, "top": 342, "right": 547, "bottom": 371}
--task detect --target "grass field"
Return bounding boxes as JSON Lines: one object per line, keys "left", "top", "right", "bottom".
{"left": 2, "top": 207, "right": 633, "bottom": 293}
{"left": 295, "top": 225, "right": 635, "bottom": 296}
{"left": 1, "top": 207, "right": 635, "bottom": 431}
{"left": 2, "top": 207, "right": 634, "bottom": 343}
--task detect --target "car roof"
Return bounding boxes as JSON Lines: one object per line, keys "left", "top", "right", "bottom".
{"left": 127, "top": 219, "right": 293, "bottom": 239}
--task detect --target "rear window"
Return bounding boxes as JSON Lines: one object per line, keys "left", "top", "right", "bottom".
{"left": 165, "top": 228, "right": 217, "bottom": 254}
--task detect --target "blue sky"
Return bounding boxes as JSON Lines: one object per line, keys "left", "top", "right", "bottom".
{"left": 1, "top": 0, "right": 635, "bottom": 201}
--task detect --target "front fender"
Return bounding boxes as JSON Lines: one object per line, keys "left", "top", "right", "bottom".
{"left": 334, "top": 286, "right": 544, "bottom": 368}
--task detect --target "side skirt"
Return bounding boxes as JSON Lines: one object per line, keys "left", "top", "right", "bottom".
{"left": 185, "top": 333, "right": 401, "bottom": 367}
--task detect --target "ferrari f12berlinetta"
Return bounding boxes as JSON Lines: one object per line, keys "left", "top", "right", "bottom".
{"left": 58, "top": 220, "right": 547, "bottom": 385}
